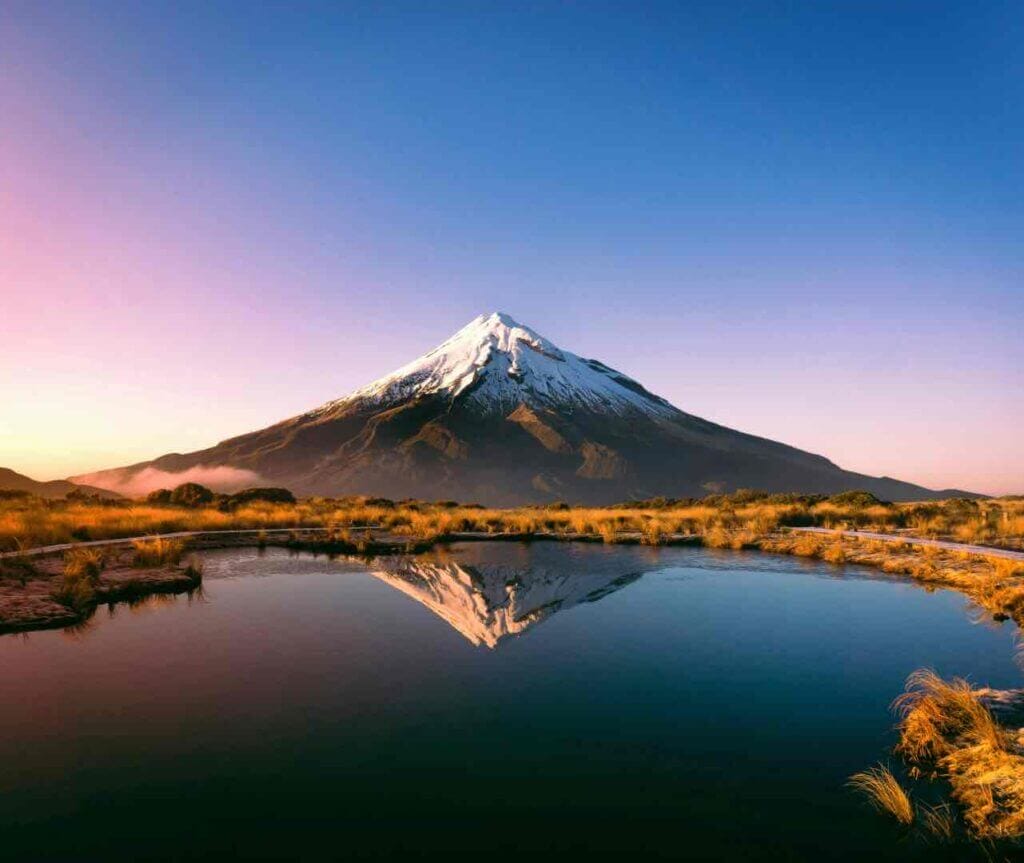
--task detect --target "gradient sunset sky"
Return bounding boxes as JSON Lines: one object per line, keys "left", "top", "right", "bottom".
{"left": 2, "top": 1, "right": 1022, "bottom": 494}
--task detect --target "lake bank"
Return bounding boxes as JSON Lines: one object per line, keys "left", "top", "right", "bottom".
{"left": 3, "top": 523, "right": 1022, "bottom": 635}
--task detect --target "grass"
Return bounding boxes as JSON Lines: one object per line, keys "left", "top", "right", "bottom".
{"left": 873, "top": 669, "right": 1024, "bottom": 842}
{"left": 893, "top": 670, "right": 1005, "bottom": 763}
{"left": 853, "top": 670, "right": 1024, "bottom": 847}
{"left": 759, "top": 533, "right": 1024, "bottom": 625}
{"left": 2, "top": 493, "right": 1022, "bottom": 624}
{"left": 0, "top": 554, "right": 37, "bottom": 585}
{"left": 848, "top": 764, "right": 915, "bottom": 825}
{"left": 1, "top": 492, "right": 1022, "bottom": 554}
{"left": 53, "top": 547, "right": 106, "bottom": 611}
{"left": 132, "top": 537, "right": 185, "bottom": 567}
{"left": 897, "top": 670, "right": 1024, "bottom": 839}
{"left": 918, "top": 803, "right": 956, "bottom": 842}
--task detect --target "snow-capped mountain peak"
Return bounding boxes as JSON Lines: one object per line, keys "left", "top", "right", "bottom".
{"left": 76, "top": 311, "right": 958, "bottom": 504}
{"left": 327, "top": 312, "right": 676, "bottom": 417}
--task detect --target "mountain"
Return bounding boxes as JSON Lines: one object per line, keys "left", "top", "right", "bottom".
{"left": 0, "top": 467, "right": 121, "bottom": 500}
{"left": 72, "top": 312, "right": 977, "bottom": 503}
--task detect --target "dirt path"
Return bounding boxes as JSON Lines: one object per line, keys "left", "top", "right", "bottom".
{"left": 5, "top": 524, "right": 1023, "bottom": 563}
{"left": 791, "top": 526, "right": 1024, "bottom": 562}
{"left": 0, "top": 527, "right": 332, "bottom": 559}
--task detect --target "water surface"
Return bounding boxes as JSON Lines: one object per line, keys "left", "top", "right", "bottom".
{"left": 0, "top": 542, "right": 1019, "bottom": 861}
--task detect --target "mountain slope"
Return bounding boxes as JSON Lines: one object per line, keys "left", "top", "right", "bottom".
{"left": 0, "top": 467, "right": 121, "bottom": 500}
{"left": 72, "top": 312, "right": 976, "bottom": 503}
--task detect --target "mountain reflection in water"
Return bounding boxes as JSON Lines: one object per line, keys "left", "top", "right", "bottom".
{"left": 367, "top": 543, "right": 664, "bottom": 647}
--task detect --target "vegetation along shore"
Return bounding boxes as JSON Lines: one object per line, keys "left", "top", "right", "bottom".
{"left": 3, "top": 484, "right": 1022, "bottom": 630}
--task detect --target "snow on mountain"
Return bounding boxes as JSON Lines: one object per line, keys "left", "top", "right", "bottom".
{"left": 316, "top": 311, "right": 676, "bottom": 417}
{"left": 72, "top": 311, "right": 970, "bottom": 503}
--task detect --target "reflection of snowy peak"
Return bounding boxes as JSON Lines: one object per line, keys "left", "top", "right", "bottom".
{"left": 369, "top": 546, "right": 645, "bottom": 647}
{"left": 318, "top": 312, "right": 675, "bottom": 417}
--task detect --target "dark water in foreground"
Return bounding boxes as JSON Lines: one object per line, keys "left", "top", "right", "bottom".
{"left": 0, "top": 542, "right": 1020, "bottom": 861}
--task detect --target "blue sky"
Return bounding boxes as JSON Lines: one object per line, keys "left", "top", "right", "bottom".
{"left": 2, "top": 1, "right": 1022, "bottom": 492}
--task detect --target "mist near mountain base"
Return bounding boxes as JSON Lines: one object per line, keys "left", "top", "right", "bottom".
{"left": 73, "top": 465, "right": 262, "bottom": 497}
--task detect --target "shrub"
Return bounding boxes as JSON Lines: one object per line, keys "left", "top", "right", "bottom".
{"left": 0, "top": 489, "right": 31, "bottom": 501}
{"left": 224, "top": 487, "right": 296, "bottom": 508}
{"left": 169, "top": 483, "right": 214, "bottom": 507}
{"left": 829, "top": 490, "right": 887, "bottom": 508}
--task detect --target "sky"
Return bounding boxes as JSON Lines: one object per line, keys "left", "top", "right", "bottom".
{"left": 1, "top": 1, "right": 1022, "bottom": 495}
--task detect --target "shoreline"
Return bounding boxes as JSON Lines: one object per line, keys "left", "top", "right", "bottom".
{"left": 3, "top": 525, "right": 1021, "bottom": 636}
{"left": 5, "top": 523, "right": 1023, "bottom": 561}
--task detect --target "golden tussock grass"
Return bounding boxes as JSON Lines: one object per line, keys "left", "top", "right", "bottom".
{"left": 892, "top": 669, "right": 1024, "bottom": 840}
{"left": 848, "top": 764, "right": 914, "bottom": 825}
{"left": 820, "top": 542, "right": 846, "bottom": 564}
{"left": 54, "top": 547, "right": 107, "bottom": 611}
{"left": 63, "top": 547, "right": 105, "bottom": 582}
{"left": 2, "top": 494, "right": 1022, "bottom": 556}
{"left": 132, "top": 537, "right": 185, "bottom": 567}
{"left": 918, "top": 802, "right": 956, "bottom": 842}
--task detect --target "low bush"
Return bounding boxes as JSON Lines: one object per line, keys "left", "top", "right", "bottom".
{"left": 223, "top": 487, "right": 296, "bottom": 508}
{"left": 169, "top": 483, "right": 214, "bottom": 508}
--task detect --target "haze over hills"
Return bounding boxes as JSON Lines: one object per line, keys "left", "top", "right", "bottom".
{"left": 72, "top": 313, "right": 977, "bottom": 504}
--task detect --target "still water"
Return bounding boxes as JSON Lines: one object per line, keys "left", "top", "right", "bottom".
{"left": 0, "top": 542, "right": 1019, "bottom": 861}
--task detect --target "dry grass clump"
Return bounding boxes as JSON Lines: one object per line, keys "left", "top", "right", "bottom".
{"left": 820, "top": 542, "right": 846, "bottom": 564}
{"left": 63, "top": 547, "right": 105, "bottom": 581}
{"left": 894, "top": 670, "right": 1004, "bottom": 762}
{"left": 701, "top": 525, "right": 732, "bottom": 548}
{"left": 132, "top": 537, "right": 184, "bottom": 567}
{"left": 893, "top": 669, "right": 1024, "bottom": 840}
{"left": 54, "top": 547, "right": 106, "bottom": 611}
{"left": 848, "top": 764, "right": 915, "bottom": 825}
{"left": 640, "top": 520, "right": 664, "bottom": 545}
{"left": 918, "top": 802, "right": 956, "bottom": 842}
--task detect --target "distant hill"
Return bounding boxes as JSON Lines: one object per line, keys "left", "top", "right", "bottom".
{"left": 72, "top": 313, "right": 982, "bottom": 504}
{"left": 0, "top": 467, "right": 122, "bottom": 500}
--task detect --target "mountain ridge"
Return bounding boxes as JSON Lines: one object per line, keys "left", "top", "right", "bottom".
{"left": 71, "top": 313, "right": 980, "bottom": 503}
{"left": 0, "top": 467, "right": 122, "bottom": 500}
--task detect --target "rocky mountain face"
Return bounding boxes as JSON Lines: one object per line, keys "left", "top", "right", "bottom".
{"left": 72, "top": 312, "right": 971, "bottom": 503}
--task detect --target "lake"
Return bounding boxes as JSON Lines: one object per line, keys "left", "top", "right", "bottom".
{"left": 0, "top": 542, "right": 1019, "bottom": 861}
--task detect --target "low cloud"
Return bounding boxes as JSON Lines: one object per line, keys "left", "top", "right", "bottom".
{"left": 75, "top": 465, "right": 263, "bottom": 497}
